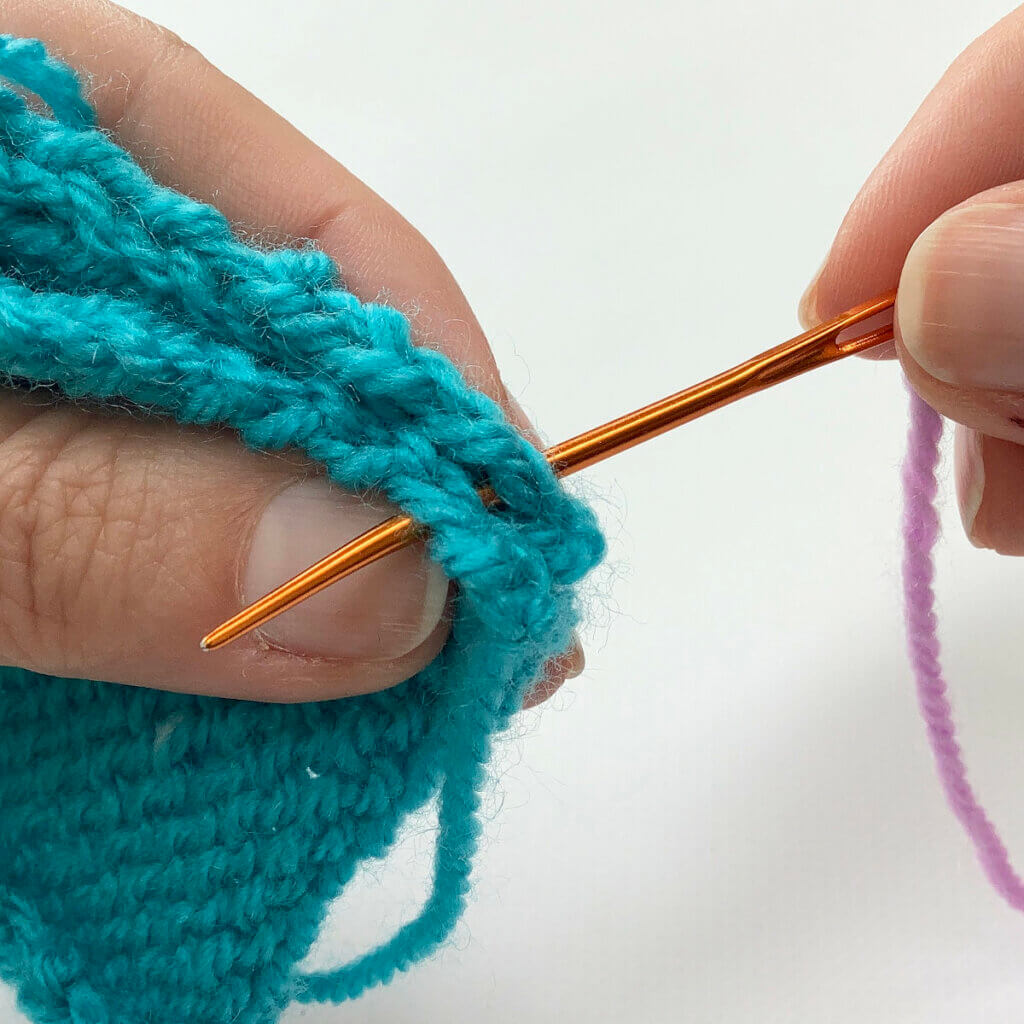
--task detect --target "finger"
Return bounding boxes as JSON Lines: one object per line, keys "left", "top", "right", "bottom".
{"left": 0, "top": 2, "right": 569, "bottom": 697}
{"left": 953, "top": 425, "right": 1024, "bottom": 555}
{"left": 521, "top": 636, "right": 585, "bottom": 711}
{"left": 894, "top": 182, "right": 1024, "bottom": 443}
{"left": 0, "top": 391, "right": 451, "bottom": 702}
{"left": 4, "top": 0, "right": 517, "bottom": 404}
{"left": 892, "top": 180, "right": 1024, "bottom": 554}
{"left": 798, "top": 4, "right": 1024, "bottom": 339}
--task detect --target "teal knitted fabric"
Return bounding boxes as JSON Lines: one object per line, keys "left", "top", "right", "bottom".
{"left": 0, "top": 35, "right": 604, "bottom": 1024}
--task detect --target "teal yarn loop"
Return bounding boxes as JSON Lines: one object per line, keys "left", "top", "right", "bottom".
{"left": 0, "top": 34, "right": 604, "bottom": 1024}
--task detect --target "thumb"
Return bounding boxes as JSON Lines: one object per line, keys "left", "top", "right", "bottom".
{"left": 0, "top": 391, "right": 451, "bottom": 702}
{"left": 897, "top": 182, "right": 1024, "bottom": 398}
{"left": 896, "top": 181, "right": 1024, "bottom": 553}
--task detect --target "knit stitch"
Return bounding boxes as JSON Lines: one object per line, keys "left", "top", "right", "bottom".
{"left": 0, "top": 35, "right": 605, "bottom": 1024}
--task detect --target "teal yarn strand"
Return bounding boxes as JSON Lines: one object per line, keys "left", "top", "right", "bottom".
{"left": 0, "top": 35, "right": 605, "bottom": 1024}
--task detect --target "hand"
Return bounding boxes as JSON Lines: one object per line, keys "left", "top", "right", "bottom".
{"left": 0, "top": 0, "right": 580, "bottom": 705}
{"left": 799, "top": 4, "right": 1024, "bottom": 556}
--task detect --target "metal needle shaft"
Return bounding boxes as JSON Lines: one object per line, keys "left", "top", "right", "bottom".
{"left": 201, "top": 290, "right": 896, "bottom": 651}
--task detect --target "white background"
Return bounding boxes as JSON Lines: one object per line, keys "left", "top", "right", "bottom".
{"left": 5, "top": 1, "right": 1024, "bottom": 1021}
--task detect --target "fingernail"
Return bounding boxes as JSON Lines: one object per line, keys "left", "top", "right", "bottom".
{"left": 521, "top": 636, "right": 585, "bottom": 709}
{"left": 563, "top": 634, "right": 585, "bottom": 679}
{"left": 243, "top": 480, "right": 449, "bottom": 660}
{"left": 955, "top": 426, "right": 987, "bottom": 548}
{"left": 797, "top": 257, "right": 827, "bottom": 329}
{"left": 898, "top": 202, "right": 1024, "bottom": 390}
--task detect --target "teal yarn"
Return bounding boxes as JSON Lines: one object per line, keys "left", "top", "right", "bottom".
{"left": 0, "top": 34, "right": 604, "bottom": 1024}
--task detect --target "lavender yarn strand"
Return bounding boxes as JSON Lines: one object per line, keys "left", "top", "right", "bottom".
{"left": 902, "top": 383, "right": 1024, "bottom": 909}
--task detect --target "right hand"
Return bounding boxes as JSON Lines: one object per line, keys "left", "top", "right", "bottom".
{"left": 799, "top": 4, "right": 1024, "bottom": 556}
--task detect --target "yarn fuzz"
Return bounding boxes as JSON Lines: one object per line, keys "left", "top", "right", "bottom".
{"left": 0, "top": 36, "right": 605, "bottom": 1024}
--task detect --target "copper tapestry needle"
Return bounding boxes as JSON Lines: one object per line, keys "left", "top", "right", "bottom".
{"left": 201, "top": 290, "right": 897, "bottom": 651}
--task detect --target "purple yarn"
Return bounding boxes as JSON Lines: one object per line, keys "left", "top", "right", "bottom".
{"left": 902, "top": 383, "right": 1024, "bottom": 908}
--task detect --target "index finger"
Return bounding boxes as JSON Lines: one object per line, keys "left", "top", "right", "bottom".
{"left": 0, "top": 1, "right": 585, "bottom": 694}
{"left": 4, "top": 0, "right": 508, "bottom": 398}
{"left": 800, "top": 4, "right": 1024, "bottom": 330}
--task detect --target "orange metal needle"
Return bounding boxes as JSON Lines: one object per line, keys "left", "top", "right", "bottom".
{"left": 201, "top": 289, "right": 896, "bottom": 651}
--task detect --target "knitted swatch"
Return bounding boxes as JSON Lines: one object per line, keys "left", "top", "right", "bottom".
{"left": 0, "top": 35, "right": 605, "bottom": 1024}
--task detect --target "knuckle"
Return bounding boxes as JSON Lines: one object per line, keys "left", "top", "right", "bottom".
{"left": 151, "top": 26, "right": 210, "bottom": 84}
{"left": 115, "top": 24, "right": 213, "bottom": 129}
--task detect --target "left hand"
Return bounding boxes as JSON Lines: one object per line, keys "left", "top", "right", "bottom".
{"left": 0, "top": 0, "right": 579, "bottom": 705}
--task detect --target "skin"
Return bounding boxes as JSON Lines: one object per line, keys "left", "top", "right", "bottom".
{"left": 0, "top": 0, "right": 580, "bottom": 704}
{"left": 24, "top": 1, "right": 1024, "bottom": 705}
{"left": 800, "top": 3, "right": 1024, "bottom": 555}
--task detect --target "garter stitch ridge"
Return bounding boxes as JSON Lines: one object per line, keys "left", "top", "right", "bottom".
{"left": 0, "top": 36, "right": 605, "bottom": 1024}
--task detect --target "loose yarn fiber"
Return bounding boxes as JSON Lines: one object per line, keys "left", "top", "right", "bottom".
{"left": 902, "top": 388, "right": 1024, "bottom": 911}
{"left": 0, "top": 35, "right": 605, "bottom": 1024}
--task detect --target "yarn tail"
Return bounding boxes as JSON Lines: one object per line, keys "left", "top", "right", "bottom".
{"left": 902, "top": 382, "right": 1024, "bottom": 910}
{"left": 296, "top": 725, "right": 489, "bottom": 1003}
